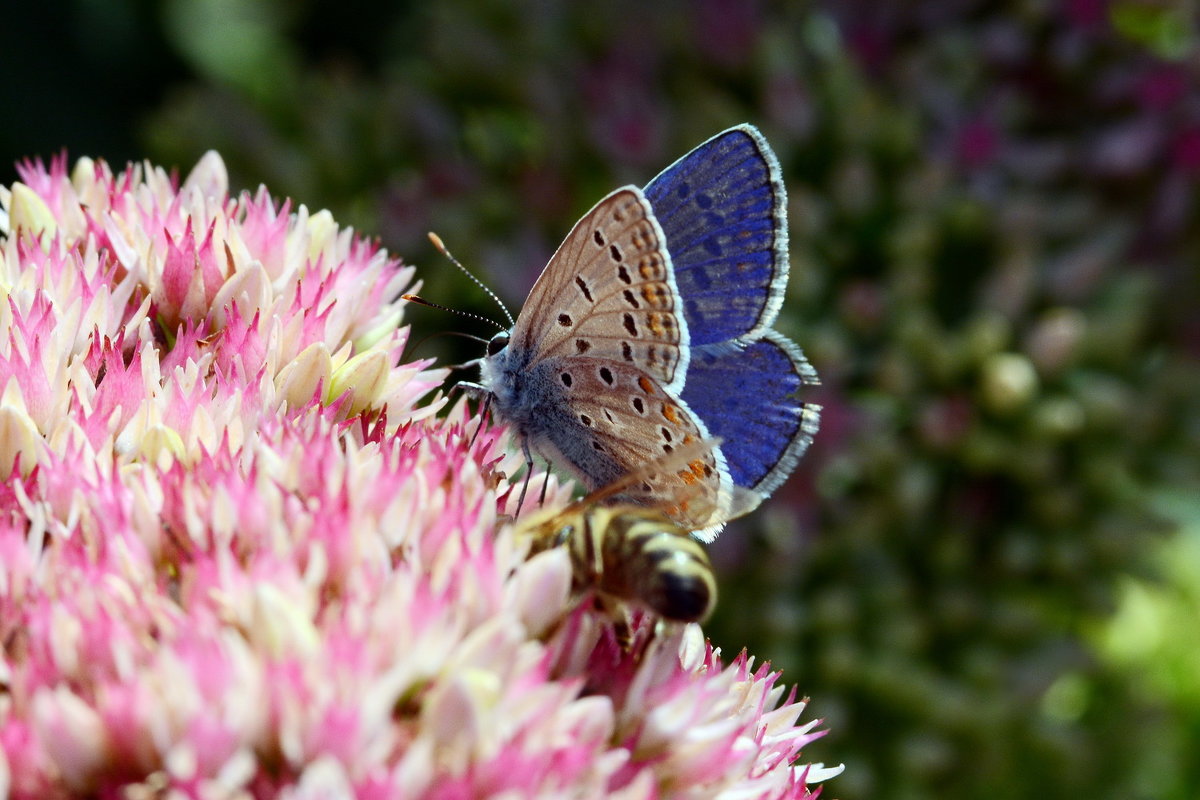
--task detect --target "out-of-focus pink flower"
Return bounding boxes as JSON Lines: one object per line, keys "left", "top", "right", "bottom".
{"left": 1172, "top": 126, "right": 1200, "bottom": 176}
{"left": 1136, "top": 65, "right": 1190, "bottom": 111}
{"left": 0, "top": 152, "right": 839, "bottom": 797}
{"left": 957, "top": 118, "right": 1001, "bottom": 169}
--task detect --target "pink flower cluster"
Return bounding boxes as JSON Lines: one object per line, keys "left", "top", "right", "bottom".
{"left": 0, "top": 153, "right": 839, "bottom": 797}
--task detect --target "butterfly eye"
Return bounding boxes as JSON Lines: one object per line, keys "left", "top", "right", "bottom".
{"left": 486, "top": 332, "right": 510, "bottom": 356}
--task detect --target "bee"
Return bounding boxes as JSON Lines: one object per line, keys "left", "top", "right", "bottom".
{"left": 515, "top": 439, "right": 757, "bottom": 629}
{"left": 522, "top": 501, "right": 718, "bottom": 623}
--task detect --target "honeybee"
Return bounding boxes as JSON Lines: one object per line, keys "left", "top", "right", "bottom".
{"left": 515, "top": 439, "right": 757, "bottom": 629}
{"left": 523, "top": 501, "right": 718, "bottom": 623}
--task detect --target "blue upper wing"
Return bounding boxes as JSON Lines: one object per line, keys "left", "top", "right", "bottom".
{"left": 643, "top": 125, "right": 789, "bottom": 346}
{"left": 679, "top": 331, "right": 820, "bottom": 495}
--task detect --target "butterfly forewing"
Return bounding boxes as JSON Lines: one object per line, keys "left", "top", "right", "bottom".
{"left": 644, "top": 124, "right": 790, "bottom": 345}
{"left": 510, "top": 187, "right": 688, "bottom": 394}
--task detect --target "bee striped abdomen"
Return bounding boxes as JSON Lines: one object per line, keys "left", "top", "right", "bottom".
{"left": 592, "top": 509, "right": 717, "bottom": 623}
{"left": 521, "top": 503, "right": 719, "bottom": 625}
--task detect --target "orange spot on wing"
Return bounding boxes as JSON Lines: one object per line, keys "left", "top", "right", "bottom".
{"left": 639, "top": 255, "right": 663, "bottom": 280}
{"left": 642, "top": 285, "right": 669, "bottom": 308}
{"left": 638, "top": 376, "right": 655, "bottom": 394}
{"left": 661, "top": 404, "right": 679, "bottom": 423}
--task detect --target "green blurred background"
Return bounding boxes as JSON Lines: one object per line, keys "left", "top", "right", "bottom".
{"left": 4, "top": 2, "right": 1198, "bottom": 798}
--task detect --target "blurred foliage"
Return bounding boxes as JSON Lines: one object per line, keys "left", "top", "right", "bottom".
{"left": 0, "top": 0, "right": 189, "bottom": 170}
{"left": 1096, "top": 492, "right": 1200, "bottom": 800}
{"left": 6, "top": 1, "right": 1200, "bottom": 798}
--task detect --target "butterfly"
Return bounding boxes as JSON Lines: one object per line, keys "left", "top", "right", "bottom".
{"left": 478, "top": 124, "right": 820, "bottom": 539}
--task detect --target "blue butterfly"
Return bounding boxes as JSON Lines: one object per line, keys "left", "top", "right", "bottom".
{"left": 479, "top": 124, "right": 820, "bottom": 539}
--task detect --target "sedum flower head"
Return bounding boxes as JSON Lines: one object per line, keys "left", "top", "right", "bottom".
{"left": 0, "top": 153, "right": 839, "bottom": 798}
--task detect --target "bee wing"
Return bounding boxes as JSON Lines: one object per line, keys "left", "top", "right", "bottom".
{"left": 560, "top": 437, "right": 762, "bottom": 534}
{"left": 666, "top": 478, "right": 762, "bottom": 539}
{"left": 718, "top": 483, "right": 764, "bottom": 521}
{"left": 571, "top": 437, "right": 722, "bottom": 507}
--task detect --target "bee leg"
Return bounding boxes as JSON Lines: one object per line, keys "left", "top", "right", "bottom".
{"left": 613, "top": 613, "right": 634, "bottom": 652}
{"left": 591, "top": 594, "right": 636, "bottom": 652}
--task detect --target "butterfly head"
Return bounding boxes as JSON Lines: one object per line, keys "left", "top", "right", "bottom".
{"left": 485, "top": 331, "right": 510, "bottom": 357}
{"left": 477, "top": 328, "right": 525, "bottom": 417}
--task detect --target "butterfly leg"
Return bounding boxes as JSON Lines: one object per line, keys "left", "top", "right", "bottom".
{"left": 538, "top": 461, "right": 553, "bottom": 507}
{"left": 466, "top": 392, "right": 492, "bottom": 452}
{"left": 513, "top": 441, "right": 536, "bottom": 518}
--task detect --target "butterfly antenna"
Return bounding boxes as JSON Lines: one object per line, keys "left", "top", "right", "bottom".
{"left": 411, "top": 330, "right": 491, "bottom": 349}
{"left": 428, "top": 232, "right": 516, "bottom": 328}
{"left": 401, "top": 294, "right": 508, "bottom": 333}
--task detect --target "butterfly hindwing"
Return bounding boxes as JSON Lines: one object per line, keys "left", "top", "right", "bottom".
{"left": 521, "top": 355, "right": 727, "bottom": 530}
{"left": 680, "top": 330, "right": 820, "bottom": 496}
